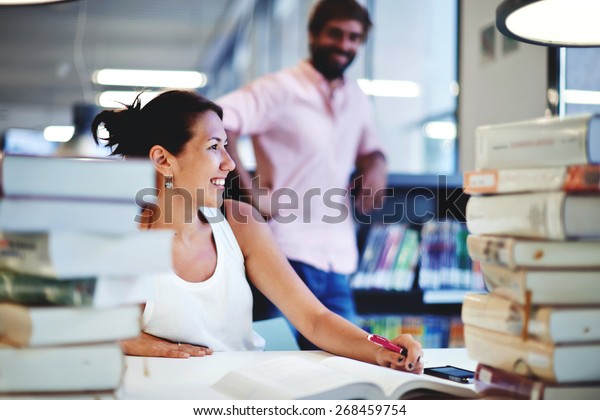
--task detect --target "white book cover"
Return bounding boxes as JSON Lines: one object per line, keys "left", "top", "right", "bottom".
{"left": 475, "top": 114, "right": 600, "bottom": 170}
{"left": 465, "top": 191, "right": 600, "bottom": 240}
{"left": 0, "top": 230, "right": 173, "bottom": 277}
{"left": 0, "top": 303, "right": 141, "bottom": 347}
{"left": 0, "top": 154, "right": 155, "bottom": 201}
{"left": 0, "top": 197, "right": 144, "bottom": 234}
{"left": 0, "top": 343, "right": 124, "bottom": 393}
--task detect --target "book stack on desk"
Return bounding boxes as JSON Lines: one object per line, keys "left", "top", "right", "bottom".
{"left": 0, "top": 154, "right": 174, "bottom": 398}
{"left": 461, "top": 114, "right": 600, "bottom": 400}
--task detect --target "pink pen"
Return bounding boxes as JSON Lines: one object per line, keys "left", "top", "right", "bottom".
{"left": 367, "top": 334, "right": 408, "bottom": 357}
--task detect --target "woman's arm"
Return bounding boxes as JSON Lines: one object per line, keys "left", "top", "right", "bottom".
{"left": 121, "top": 331, "right": 213, "bottom": 358}
{"left": 120, "top": 304, "right": 213, "bottom": 358}
{"left": 224, "top": 200, "right": 424, "bottom": 373}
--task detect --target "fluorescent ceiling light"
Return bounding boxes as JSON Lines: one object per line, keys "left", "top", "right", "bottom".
{"left": 423, "top": 122, "right": 457, "bottom": 140}
{"left": 43, "top": 125, "right": 75, "bottom": 142}
{"left": 497, "top": 0, "right": 600, "bottom": 47}
{"left": 357, "top": 79, "right": 420, "bottom": 98}
{"left": 563, "top": 89, "right": 600, "bottom": 105}
{"left": 97, "top": 91, "right": 161, "bottom": 109}
{"left": 93, "top": 69, "right": 207, "bottom": 89}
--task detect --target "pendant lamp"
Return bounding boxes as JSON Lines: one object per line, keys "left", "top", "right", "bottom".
{"left": 496, "top": 0, "right": 600, "bottom": 47}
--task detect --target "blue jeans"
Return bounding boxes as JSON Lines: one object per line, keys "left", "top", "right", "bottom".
{"left": 260, "top": 259, "right": 357, "bottom": 350}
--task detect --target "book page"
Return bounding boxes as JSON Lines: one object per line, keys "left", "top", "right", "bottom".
{"left": 211, "top": 355, "right": 383, "bottom": 400}
{"left": 322, "top": 356, "right": 478, "bottom": 399}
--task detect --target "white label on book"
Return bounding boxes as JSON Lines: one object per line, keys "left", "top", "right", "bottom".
{"left": 478, "top": 367, "right": 493, "bottom": 384}
{"left": 528, "top": 352, "right": 550, "bottom": 368}
{"left": 468, "top": 173, "right": 496, "bottom": 188}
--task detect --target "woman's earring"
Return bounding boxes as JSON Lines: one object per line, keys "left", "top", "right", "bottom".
{"left": 164, "top": 175, "right": 173, "bottom": 189}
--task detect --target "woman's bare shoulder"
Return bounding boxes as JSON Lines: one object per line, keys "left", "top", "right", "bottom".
{"left": 223, "top": 199, "right": 271, "bottom": 256}
{"left": 223, "top": 199, "right": 267, "bottom": 232}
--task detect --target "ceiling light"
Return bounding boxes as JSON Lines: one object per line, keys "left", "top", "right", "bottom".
{"left": 93, "top": 69, "right": 207, "bottom": 89}
{"left": 497, "top": 0, "right": 600, "bottom": 47}
{"left": 423, "top": 122, "right": 457, "bottom": 140}
{"left": 357, "top": 79, "right": 420, "bottom": 98}
{"left": 97, "top": 91, "right": 161, "bottom": 109}
{"left": 43, "top": 125, "right": 75, "bottom": 142}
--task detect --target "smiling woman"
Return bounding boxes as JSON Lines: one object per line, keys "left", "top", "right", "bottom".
{"left": 89, "top": 89, "right": 425, "bottom": 372}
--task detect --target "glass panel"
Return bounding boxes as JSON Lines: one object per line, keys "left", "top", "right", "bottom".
{"left": 562, "top": 48, "right": 600, "bottom": 116}
{"left": 363, "top": 0, "right": 458, "bottom": 174}
{"left": 210, "top": 0, "right": 458, "bottom": 175}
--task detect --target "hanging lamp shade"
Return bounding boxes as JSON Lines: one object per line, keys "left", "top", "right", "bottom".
{"left": 496, "top": 0, "right": 600, "bottom": 47}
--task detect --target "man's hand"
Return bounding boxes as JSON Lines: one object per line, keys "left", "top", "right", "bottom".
{"left": 353, "top": 151, "right": 387, "bottom": 214}
{"left": 120, "top": 332, "right": 213, "bottom": 358}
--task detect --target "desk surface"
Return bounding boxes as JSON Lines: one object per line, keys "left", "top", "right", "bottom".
{"left": 118, "top": 348, "right": 476, "bottom": 400}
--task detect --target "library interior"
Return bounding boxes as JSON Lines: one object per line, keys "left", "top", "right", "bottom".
{"left": 1, "top": 0, "right": 600, "bottom": 402}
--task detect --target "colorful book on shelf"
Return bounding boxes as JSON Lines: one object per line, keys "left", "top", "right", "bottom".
{"left": 474, "top": 363, "right": 600, "bottom": 400}
{"left": 352, "top": 224, "right": 385, "bottom": 289}
{"left": 0, "top": 153, "right": 154, "bottom": 201}
{"left": 0, "top": 342, "right": 124, "bottom": 393}
{"left": 465, "top": 191, "right": 600, "bottom": 240}
{"left": 0, "top": 270, "right": 155, "bottom": 308}
{"left": 474, "top": 113, "right": 600, "bottom": 170}
{"left": 419, "top": 221, "right": 477, "bottom": 291}
{"left": 0, "top": 196, "right": 143, "bottom": 234}
{"left": 0, "top": 230, "right": 173, "bottom": 278}
{"left": 463, "top": 164, "right": 600, "bottom": 195}
{"left": 461, "top": 292, "right": 600, "bottom": 343}
{"left": 479, "top": 262, "right": 600, "bottom": 305}
{"left": 466, "top": 235, "right": 600, "bottom": 269}
{"left": 390, "top": 227, "right": 420, "bottom": 291}
{"left": 211, "top": 354, "right": 478, "bottom": 400}
{"left": 374, "top": 224, "right": 406, "bottom": 289}
{"left": 357, "top": 314, "right": 462, "bottom": 349}
{"left": 464, "top": 324, "right": 600, "bottom": 383}
{"left": 0, "top": 303, "right": 141, "bottom": 347}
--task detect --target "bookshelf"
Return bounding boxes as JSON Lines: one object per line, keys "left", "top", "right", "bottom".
{"left": 353, "top": 173, "right": 481, "bottom": 348}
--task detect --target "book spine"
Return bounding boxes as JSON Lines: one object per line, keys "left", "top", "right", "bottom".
{"left": 564, "top": 165, "right": 600, "bottom": 192}
{"left": 463, "top": 167, "right": 567, "bottom": 194}
{"left": 479, "top": 263, "right": 528, "bottom": 304}
{"left": 0, "top": 271, "right": 97, "bottom": 306}
{"left": 461, "top": 292, "right": 525, "bottom": 336}
{"left": 466, "top": 192, "right": 567, "bottom": 240}
{"left": 475, "top": 114, "right": 596, "bottom": 170}
{"left": 475, "top": 363, "right": 544, "bottom": 399}
{"left": 466, "top": 235, "right": 517, "bottom": 269}
{"left": 464, "top": 165, "right": 600, "bottom": 195}
{"left": 464, "top": 325, "right": 557, "bottom": 382}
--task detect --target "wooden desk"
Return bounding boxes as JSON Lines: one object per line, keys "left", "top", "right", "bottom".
{"left": 118, "top": 348, "right": 476, "bottom": 400}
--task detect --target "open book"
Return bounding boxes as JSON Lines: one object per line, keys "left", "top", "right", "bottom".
{"left": 212, "top": 354, "right": 478, "bottom": 400}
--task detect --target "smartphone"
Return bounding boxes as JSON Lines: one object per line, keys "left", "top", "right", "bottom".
{"left": 424, "top": 365, "right": 475, "bottom": 384}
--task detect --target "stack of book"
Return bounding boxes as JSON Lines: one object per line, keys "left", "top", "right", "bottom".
{"left": 0, "top": 154, "right": 173, "bottom": 398}
{"left": 461, "top": 114, "right": 600, "bottom": 399}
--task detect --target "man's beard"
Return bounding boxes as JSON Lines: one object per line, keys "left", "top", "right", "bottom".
{"left": 310, "top": 44, "right": 356, "bottom": 81}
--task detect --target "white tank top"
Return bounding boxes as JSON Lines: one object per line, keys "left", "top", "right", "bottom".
{"left": 142, "top": 206, "right": 265, "bottom": 351}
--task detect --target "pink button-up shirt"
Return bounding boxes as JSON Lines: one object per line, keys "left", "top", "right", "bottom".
{"left": 217, "top": 61, "right": 384, "bottom": 274}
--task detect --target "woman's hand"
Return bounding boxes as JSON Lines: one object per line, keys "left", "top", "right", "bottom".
{"left": 120, "top": 332, "right": 214, "bottom": 358}
{"left": 374, "top": 334, "right": 424, "bottom": 374}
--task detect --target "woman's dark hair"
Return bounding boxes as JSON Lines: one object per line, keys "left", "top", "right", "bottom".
{"left": 91, "top": 90, "right": 223, "bottom": 157}
{"left": 308, "top": 0, "right": 372, "bottom": 40}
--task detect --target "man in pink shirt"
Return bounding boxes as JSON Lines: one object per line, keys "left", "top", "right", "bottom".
{"left": 217, "top": 0, "right": 387, "bottom": 349}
